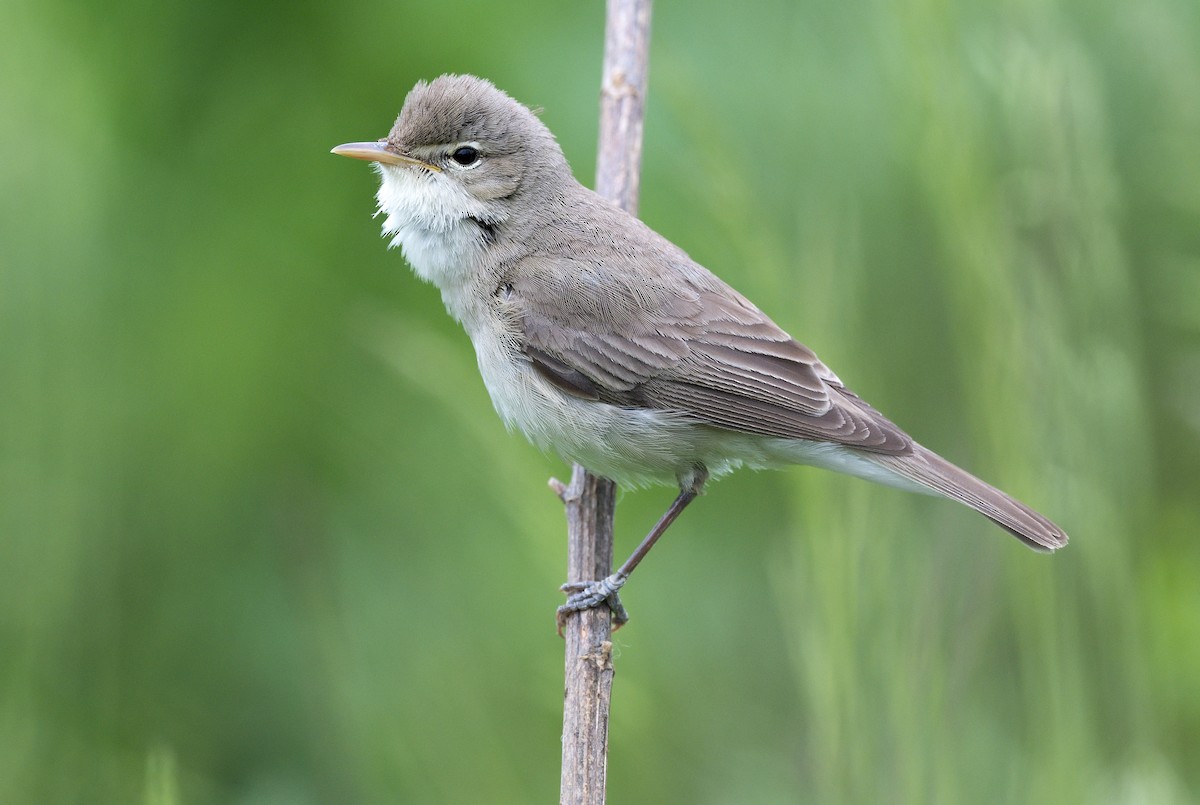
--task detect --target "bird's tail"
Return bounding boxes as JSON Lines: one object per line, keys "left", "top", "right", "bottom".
{"left": 871, "top": 444, "right": 1068, "bottom": 552}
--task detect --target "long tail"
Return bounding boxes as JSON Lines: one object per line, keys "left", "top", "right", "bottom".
{"left": 872, "top": 444, "right": 1068, "bottom": 552}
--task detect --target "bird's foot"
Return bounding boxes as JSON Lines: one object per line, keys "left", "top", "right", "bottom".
{"left": 556, "top": 573, "right": 629, "bottom": 635}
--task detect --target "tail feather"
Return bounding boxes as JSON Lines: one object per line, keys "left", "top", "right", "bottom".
{"left": 874, "top": 444, "right": 1068, "bottom": 552}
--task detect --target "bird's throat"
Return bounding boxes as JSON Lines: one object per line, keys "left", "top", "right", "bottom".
{"left": 374, "top": 164, "right": 495, "bottom": 289}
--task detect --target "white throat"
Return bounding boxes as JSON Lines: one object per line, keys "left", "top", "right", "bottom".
{"left": 374, "top": 164, "right": 496, "bottom": 292}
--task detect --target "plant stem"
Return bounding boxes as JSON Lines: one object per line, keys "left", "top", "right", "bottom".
{"left": 558, "top": 2, "right": 652, "bottom": 803}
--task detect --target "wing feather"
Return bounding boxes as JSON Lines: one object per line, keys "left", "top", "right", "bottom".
{"left": 510, "top": 255, "right": 912, "bottom": 455}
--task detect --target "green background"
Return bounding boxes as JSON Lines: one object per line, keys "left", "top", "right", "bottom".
{"left": 4, "top": 0, "right": 1199, "bottom": 801}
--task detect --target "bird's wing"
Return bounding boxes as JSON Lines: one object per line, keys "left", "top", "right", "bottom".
{"left": 510, "top": 255, "right": 913, "bottom": 455}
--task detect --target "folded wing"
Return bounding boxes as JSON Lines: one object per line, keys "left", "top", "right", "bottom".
{"left": 512, "top": 255, "right": 913, "bottom": 455}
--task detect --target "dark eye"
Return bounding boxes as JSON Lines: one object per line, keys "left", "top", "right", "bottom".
{"left": 451, "top": 146, "right": 480, "bottom": 166}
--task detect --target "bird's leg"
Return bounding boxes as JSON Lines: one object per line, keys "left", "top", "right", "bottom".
{"left": 557, "top": 466, "right": 708, "bottom": 633}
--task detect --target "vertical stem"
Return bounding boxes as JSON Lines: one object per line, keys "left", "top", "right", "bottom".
{"left": 559, "top": 466, "right": 618, "bottom": 805}
{"left": 595, "top": 0, "right": 652, "bottom": 214}
{"left": 559, "top": 2, "right": 652, "bottom": 804}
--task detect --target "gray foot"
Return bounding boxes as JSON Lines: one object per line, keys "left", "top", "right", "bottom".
{"left": 556, "top": 574, "right": 629, "bottom": 634}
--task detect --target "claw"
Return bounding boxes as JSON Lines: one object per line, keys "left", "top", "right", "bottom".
{"left": 556, "top": 573, "right": 630, "bottom": 635}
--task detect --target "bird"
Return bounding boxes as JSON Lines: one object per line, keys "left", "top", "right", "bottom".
{"left": 331, "top": 74, "right": 1067, "bottom": 627}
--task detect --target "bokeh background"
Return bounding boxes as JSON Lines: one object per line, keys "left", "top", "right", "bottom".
{"left": 4, "top": 0, "right": 1199, "bottom": 801}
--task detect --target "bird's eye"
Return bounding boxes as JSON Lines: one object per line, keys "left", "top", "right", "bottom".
{"left": 450, "top": 146, "right": 480, "bottom": 166}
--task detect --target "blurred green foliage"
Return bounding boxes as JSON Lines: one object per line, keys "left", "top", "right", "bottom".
{"left": 3, "top": 0, "right": 1199, "bottom": 801}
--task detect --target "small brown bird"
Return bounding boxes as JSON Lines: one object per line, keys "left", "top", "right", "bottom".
{"left": 333, "top": 75, "right": 1067, "bottom": 625}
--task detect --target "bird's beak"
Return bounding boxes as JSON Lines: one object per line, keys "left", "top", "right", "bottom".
{"left": 330, "top": 141, "right": 442, "bottom": 172}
